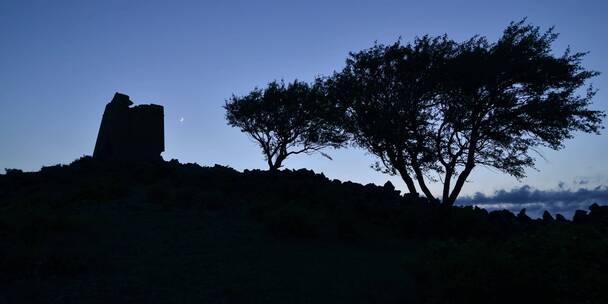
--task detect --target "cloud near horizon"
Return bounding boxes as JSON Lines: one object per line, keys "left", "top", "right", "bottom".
{"left": 457, "top": 185, "right": 608, "bottom": 219}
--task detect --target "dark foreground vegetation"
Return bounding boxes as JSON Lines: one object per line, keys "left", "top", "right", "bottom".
{"left": 1, "top": 157, "right": 607, "bottom": 303}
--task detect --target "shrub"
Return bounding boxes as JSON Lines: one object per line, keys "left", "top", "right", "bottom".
{"left": 406, "top": 224, "right": 608, "bottom": 303}
{"left": 264, "top": 201, "right": 324, "bottom": 238}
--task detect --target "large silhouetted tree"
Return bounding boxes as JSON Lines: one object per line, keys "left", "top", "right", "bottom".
{"left": 330, "top": 20, "right": 604, "bottom": 205}
{"left": 225, "top": 80, "right": 348, "bottom": 171}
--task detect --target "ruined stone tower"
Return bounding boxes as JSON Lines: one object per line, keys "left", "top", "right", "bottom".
{"left": 93, "top": 93, "right": 164, "bottom": 161}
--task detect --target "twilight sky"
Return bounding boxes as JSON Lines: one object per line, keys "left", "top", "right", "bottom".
{"left": 1, "top": 0, "right": 607, "bottom": 215}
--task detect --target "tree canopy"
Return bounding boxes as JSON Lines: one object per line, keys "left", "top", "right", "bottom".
{"left": 225, "top": 80, "right": 348, "bottom": 171}
{"left": 328, "top": 20, "right": 604, "bottom": 204}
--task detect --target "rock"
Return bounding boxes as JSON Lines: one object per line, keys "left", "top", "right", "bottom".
{"left": 517, "top": 208, "right": 531, "bottom": 222}
{"left": 572, "top": 210, "right": 588, "bottom": 224}
{"left": 589, "top": 203, "right": 600, "bottom": 213}
{"left": 93, "top": 93, "right": 164, "bottom": 162}
{"left": 588, "top": 203, "right": 608, "bottom": 226}
{"left": 542, "top": 210, "right": 554, "bottom": 223}
{"left": 383, "top": 181, "right": 395, "bottom": 191}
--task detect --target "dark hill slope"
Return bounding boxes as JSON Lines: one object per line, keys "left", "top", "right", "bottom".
{"left": 0, "top": 157, "right": 607, "bottom": 303}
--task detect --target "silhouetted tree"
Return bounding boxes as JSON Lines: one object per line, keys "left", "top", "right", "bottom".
{"left": 325, "top": 36, "right": 453, "bottom": 198}
{"left": 225, "top": 80, "right": 348, "bottom": 171}
{"left": 330, "top": 20, "right": 605, "bottom": 204}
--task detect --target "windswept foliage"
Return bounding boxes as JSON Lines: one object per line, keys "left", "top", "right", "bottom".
{"left": 225, "top": 80, "right": 348, "bottom": 171}
{"left": 325, "top": 35, "right": 454, "bottom": 199}
{"left": 329, "top": 20, "right": 604, "bottom": 204}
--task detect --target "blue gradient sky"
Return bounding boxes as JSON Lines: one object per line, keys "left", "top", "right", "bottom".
{"left": 1, "top": 0, "right": 607, "bottom": 199}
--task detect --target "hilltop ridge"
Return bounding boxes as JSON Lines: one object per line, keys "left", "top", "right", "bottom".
{"left": 1, "top": 157, "right": 607, "bottom": 303}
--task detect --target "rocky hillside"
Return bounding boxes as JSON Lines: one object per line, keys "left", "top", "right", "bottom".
{"left": 0, "top": 157, "right": 607, "bottom": 303}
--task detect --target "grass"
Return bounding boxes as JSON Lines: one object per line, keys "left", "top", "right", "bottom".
{"left": 0, "top": 201, "right": 415, "bottom": 303}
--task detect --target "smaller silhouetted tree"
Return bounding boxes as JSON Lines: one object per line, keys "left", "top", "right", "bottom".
{"left": 225, "top": 80, "right": 348, "bottom": 171}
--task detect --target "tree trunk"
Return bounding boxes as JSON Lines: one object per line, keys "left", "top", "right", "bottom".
{"left": 267, "top": 159, "right": 276, "bottom": 171}
{"left": 397, "top": 167, "right": 419, "bottom": 195}
{"left": 446, "top": 164, "right": 474, "bottom": 206}
{"left": 442, "top": 166, "right": 453, "bottom": 204}
{"left": 268, "top": 163, "right": 280, "bottom": 172}
{"left": 410, "top": 159, "right": 437, "bottom": 202}
{"left": 268, "top": 152, "right": 286, "bottom": 172}
{"left": 446, "top": 127, "right": 479, "bottom": 205}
